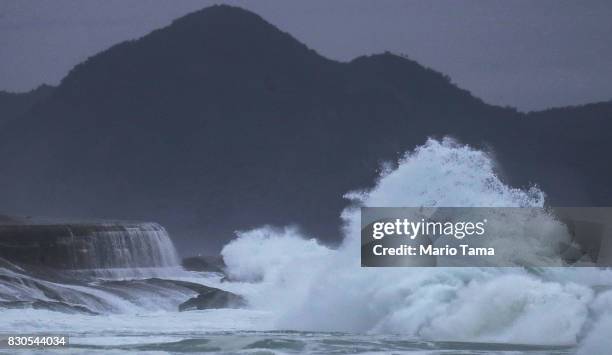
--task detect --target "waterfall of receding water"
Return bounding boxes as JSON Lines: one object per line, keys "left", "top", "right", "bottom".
{"left": 71, "top": 222, "right": 180, "bottom": 269}
{"left": 0, "top": 221, "right": 180, "bottom": 270}
{"left": 0, "top": 221, "right": 194, "bottom": 314}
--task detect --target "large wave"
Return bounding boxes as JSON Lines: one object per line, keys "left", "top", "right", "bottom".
{"left": 221, "top": 138, "right": 612, "bottom": 350}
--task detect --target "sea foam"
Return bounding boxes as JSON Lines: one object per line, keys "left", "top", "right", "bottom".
{"left": 222, "top": 138, "right": 612, "bottom": 348}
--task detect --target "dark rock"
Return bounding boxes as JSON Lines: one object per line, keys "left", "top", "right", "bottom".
{"left": 182, "top": 255, "right": 225, "bottom": 273}
{"left": 178, "top": 287, "right": 245, "bottom": 311}
{"left": 108, "top": 277, "right": 246, "bottom": 310}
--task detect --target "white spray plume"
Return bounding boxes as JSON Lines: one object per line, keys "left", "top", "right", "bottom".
{"left": 222, "top": 138, "right": 612, "bottom": 348}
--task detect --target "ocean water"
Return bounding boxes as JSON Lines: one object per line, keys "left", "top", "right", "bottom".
{"left": 0, "top": 304, "right": 576, "bottom": 354}
{"left": 1, "top": 138, "right": 611, "bottom": 354}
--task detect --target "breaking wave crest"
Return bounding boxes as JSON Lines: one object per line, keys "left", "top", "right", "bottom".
{"left": 222, "top": 138, "right": 612, "bottom": 350}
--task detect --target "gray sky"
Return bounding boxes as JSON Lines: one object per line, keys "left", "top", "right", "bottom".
{"left": 1, "top": 0, "right": 611, "bottom": 111}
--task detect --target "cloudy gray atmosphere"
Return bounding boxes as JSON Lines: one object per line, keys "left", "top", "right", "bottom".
{"left": 1, "top": 0, "right": 612, "bottom": 111}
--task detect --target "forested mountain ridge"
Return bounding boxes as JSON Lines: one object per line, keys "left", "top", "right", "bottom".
{"left": 0, "top": 5, "right": 609, "bottom": 253}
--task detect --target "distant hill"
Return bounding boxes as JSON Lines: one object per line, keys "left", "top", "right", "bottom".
{"left": 521, "top": 100, "right": 612, "bottom": 204}
{"left": 0, "top": 5, "right": 610, "bottom": 254}
{"left": 0, "top": 85, "right": 54, "bottom": 128}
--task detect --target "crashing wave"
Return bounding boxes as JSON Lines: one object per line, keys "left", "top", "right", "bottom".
{"left": 221, "top": 138, "right": 612, "bottom": 351}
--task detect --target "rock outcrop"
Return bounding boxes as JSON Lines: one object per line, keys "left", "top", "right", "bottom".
{"left": 0, "top": 219, "right": 178, "bottom": 269}
{"left": 182, "top": 255, "right": 226, "bottom": 273}
{"left": 178, "top": 287, "right": 245, "bottom": 312}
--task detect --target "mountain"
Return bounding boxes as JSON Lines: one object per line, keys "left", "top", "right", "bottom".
{"left": 522, "top": 101, "right": 612, "bottom": 203}
{"left": 0, "top": 85, "right": 54, "bottom": 128}
{"left": 0, "top": 5, "right": 610, "bottom": 254}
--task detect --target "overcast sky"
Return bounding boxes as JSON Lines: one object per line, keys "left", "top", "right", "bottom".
{"left": 1, "top": 0, "right": 611, "bottom": 111}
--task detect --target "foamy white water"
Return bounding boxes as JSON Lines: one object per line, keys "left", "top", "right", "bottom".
{"left": 221, "top": 139, "right": 612, "bottom": 352}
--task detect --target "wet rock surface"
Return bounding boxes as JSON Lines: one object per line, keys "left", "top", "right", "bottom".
{"left": 178, "top": 287, "right": 246, "bottom": 312}
{"left": 181, "top": 255, "right": 226, "bottom": 273}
